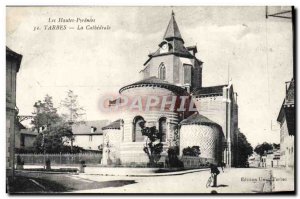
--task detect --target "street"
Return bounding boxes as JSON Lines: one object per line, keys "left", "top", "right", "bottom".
{"left": 69, "top": 167, "right": 294, "bottom": 193}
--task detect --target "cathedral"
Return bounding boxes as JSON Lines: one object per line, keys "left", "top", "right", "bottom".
{"left": 102, "top": 11, "right": 239, "bottom": 167}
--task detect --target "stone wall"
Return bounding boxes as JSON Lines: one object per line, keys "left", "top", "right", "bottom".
{"left": 179, "top": 124, "right": 223, "bottom": 164}
{"left": 119, "top": 86, "right": 181, "bottom": 164}
{"left": 6, "top": 59, "right": 18, "bottom": 169}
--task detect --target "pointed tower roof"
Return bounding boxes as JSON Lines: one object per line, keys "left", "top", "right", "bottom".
{"left": 163, "top": 11, "right": 184, "bottom": 43}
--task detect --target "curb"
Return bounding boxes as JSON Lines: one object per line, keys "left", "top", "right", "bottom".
{"left": 81, "top": 168, "right": 209, "bottom": 177}
{"left": 16, "top": 170, "right": 79, "bottom": 175}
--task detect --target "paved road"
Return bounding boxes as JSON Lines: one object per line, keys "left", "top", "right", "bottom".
{"left": 71, "top": 167, "right": 294, "bottom": 193}
{"left": 16, "top": 167, "right": 294, "bottom": 193}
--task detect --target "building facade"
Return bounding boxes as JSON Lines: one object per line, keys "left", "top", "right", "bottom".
{"left": 6, "top": 47, "right": 22, "bottom": 170}
{"left": 102, "top": 12, "right": 238, "bottom": 167}
{"left": 15, "top": 128, "right": 37, "bottom": 152}
{"left": 277, "top": 78, "right": 294, "bottom": 168}
{"left": 71, "top": 120, "right": 110, "bottom": 151}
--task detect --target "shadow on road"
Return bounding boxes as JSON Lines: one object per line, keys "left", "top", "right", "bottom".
{"left": 8, "top": 174, "right": 137, "bottom": 193}
{"left": 216, "top": 184, "right": 228, "bottom": 187}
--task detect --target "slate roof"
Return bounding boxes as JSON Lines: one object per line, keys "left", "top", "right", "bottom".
{"left": 180, "top": 112, "right": 221, "bottom": 128}
{"left": 163, "top": 11, "right": 183, "bottom": 42}
{"left": 192, "top": 85, "right": 228, "bottom": 96}
{"left": 72, "top": 120, "right": 110, "bottom": 135}
{"left": 102, "top": 119, "right": 123, "bottom": 130}
{"left": 119, "top": 76, "right": 187, "bottom": 95}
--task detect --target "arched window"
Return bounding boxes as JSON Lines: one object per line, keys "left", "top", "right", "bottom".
{"left": 159, "top": 117, "right": 167, "bottom": 142}
{"left": 133, "top": 116, "right": 145, "bottom": 142}
{"left": 159, "top": 63, "right": 166, "bottom": 80}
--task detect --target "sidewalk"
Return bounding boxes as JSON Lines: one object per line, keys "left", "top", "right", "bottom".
{"left": 23, "top": 164, "right": 209, "bottom": 177}
{"left": 271, "top": 168, "right": 294, "bottom": 192}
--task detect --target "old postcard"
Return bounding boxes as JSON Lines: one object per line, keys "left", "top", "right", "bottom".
{"left": 6, "top": 6, "right": 295, "bottom": 194}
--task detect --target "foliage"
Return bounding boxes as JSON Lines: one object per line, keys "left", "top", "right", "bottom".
{"left": 167, "top": 146, "right": 183, "bottom": 168}
{"left": 31, "top": 95, "right": 61, "bottom": 133}
{"left": 60, "top": 90, "right": 86, "bottom": 124}
{"left": 272, "top": 143, "right": 280, "bottom": 150}
{"left": 31, "top": 93, "right": 85, "bottom": 153}
{"left": 236, "top": 131, "right": 253, "bottom": 167}
{"left": 254, "top": 142, "right": 273, "bottom": 157}
{"left": 182, "top": 146, "right": 201, "bottom": 157}
{"left": 139, "top": 121, "right": 164, "bottom": 167}
{"left": 33, "top": 123, "right": 75, "bottom": 153}
{"left": 172, "top": 127, "right": 180, "bottom": 148}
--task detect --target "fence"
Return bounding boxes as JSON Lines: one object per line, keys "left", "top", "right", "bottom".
{"left": 16, "top": 153, "right": 102, "bottom": 165}
{"left": 181, "top": 156, "right": 213, "bottom": 169}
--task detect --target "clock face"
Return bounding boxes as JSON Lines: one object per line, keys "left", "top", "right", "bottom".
{"left": 162, "top": 44, "right": 168, "bottom": 50}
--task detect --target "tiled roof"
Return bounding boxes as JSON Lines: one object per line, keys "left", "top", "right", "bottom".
{"left": 72, "top": 120, "right": 110, "bottom": 135}
{"left": 192, "top": 85, "right": 228, "bottom": 96}
{"left": 102, "top": 119, "right": 123, "bottom": 130}
{"left": 119, "top": 76, "right": 187, "bottom": 94}
{"left": 180, "top": 112, "right": 221, "bottom": 128}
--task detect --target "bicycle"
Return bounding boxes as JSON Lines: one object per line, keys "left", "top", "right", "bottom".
{"left": 206, "top": 173, "right": 215, "bottom": 188}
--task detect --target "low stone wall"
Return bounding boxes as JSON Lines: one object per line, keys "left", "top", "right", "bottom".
{"left": 181, "top": 156, "right": 213, "bottom": 169}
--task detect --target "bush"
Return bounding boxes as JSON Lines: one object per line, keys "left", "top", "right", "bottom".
{"left": 182, "top": 146, "right": 201, "bottom": 157}
{"left": 167, "top": 147, "right": 183, "bottom": 168}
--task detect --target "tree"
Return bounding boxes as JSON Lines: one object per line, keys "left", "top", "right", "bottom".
{"left": 139, "top": 120, "right": 163, "bottom": 167}
{"left": 31, "top": 95, "right": 61, "bottom": 133}
{"left": 254, "top": 142, "right": 273, "bottom": 157}
{"left": 31, "top": 95, "right": 83, "bottom": 153}
{"left": 273, "top": 143, "right": 280, "bottom": 150}
{"left": 60, "top": 90, "right": 85, "bottom": 124}
{"left": 236, "top": 131, "right": 253, "bottom": 167}
{"left": 182, "top": 146, "right": 201, "bottom": 157}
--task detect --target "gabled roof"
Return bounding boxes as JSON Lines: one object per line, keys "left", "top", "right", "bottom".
{"left": 102, "top": 119, "right": 123, "bottom": 130}
{"left": 72, "top": 120, "right": 110, "bottom": 135}
{"left": 192, "top": 85, "right": 228, "bottom": 96}
{"left": 163, "top": 11, "right": 183, "bottom": 42}
{"left": 119, "top": 76, "right": 188, "bottom": 95}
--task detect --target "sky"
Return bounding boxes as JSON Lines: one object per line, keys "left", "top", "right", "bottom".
{"left": 6, "top": 6, "right": 293, "bottom": 147}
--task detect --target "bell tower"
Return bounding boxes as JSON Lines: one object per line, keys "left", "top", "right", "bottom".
{"left": 140, "top": 11, "right": 203, "bottom": 92}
